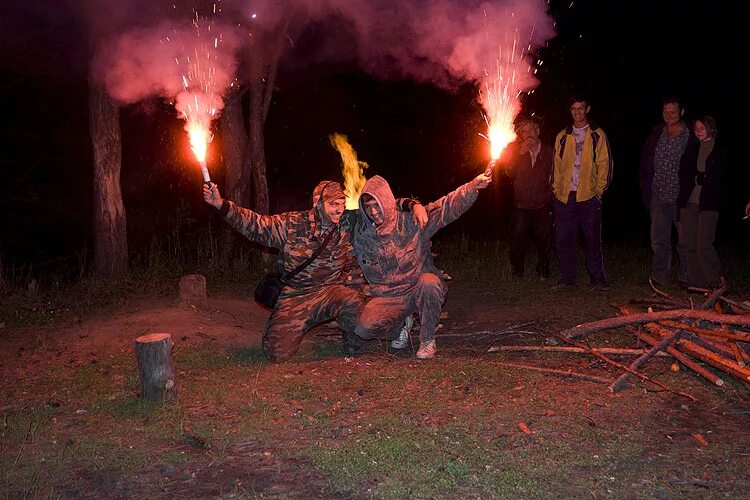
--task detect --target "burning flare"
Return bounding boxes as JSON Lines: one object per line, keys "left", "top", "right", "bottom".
{"left": 476, "top": 15, "right": 544, "bottom": 161}
{"left": 172, "top": 10, "right": 233, "bottom": 185}
{"left": 177, "top": 91, "right": 216, "bottom": 183}
{"left": 187, "top": 121, "right": 210, "bottom": 165}
{"left": 479, "top": 57, "right": 519, "bottom": 161}
{"left": 330, "top": 133, "right": 368, "bottom": 210}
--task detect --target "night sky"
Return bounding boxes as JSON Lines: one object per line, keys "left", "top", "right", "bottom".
{"left": 0, "top": 0, "right": 746, "bottom": 275}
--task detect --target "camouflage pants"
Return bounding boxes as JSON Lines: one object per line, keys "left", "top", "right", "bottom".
{"left": 354, "top": 273, "right": 446, "bottom": 343}
{"left": 263, "top": 285, "right": 362, "bottom": 362}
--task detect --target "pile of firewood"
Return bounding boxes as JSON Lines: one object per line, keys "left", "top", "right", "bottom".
{"left": 489, "top": 280, "right": 750, "bottom": 401}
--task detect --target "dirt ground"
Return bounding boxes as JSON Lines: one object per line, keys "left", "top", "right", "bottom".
{"left": 2, "top": 279, "right": 750, "bottom": 498}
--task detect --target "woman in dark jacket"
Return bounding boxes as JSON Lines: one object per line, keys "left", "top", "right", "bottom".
{"left": 677, "top": 115, "right": 728, "bottom": 288}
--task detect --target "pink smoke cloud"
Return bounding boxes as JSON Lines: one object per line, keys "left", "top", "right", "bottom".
{"left": 93, "top": 21, "right": 244, "bottom": 106}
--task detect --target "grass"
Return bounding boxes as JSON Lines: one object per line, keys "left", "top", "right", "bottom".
{"left": 307, "top": 414, "right": 540, "bottom": 498}
{"left": 2, "top": 236, "right": 750, "bottom": 497}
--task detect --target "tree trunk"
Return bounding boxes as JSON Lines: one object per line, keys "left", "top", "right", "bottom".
{"left": 89, "top": 83, "right": 128, "bottom": 278}
{"left": 135, "top": 333, "right": 176, "bottom": 402}
{"left": 221, "top": 90, "right": 251, "bottom": 207}
{"left": 246, "top": 25, "right": 286, "bottom": 217}
{"left": 219, "top": 90, "right": 252, "bottom": 259}
{"left": 247, "top": 82, "right": 270, "bottom": 215}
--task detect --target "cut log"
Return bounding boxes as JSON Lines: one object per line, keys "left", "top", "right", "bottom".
{"left": 610, "top": 330, "right": 681, "bottom": 393}
{"left": 179, "top": 274, "right": 208, "bottom": 310}
{"left": 135, "top": 333, "right": 176, "bottom": 402}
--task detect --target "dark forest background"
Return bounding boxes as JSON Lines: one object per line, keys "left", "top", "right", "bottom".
{"left": 1, "top": 0, "right": 747, "bottom": 282}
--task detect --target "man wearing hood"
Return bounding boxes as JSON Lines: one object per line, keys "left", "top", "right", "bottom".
{"left": 347, "top": 171, "right": 492, "bottom": 359}
{"left": 204, "top": 181, "right": 361, "bottom": 362}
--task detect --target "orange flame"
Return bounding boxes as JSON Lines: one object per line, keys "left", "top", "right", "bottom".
{"left": 480, "top": 66, "right": 518, "bottom": 161}
{"left": 186, "top": 121, "right": 211, "bottom": 164}
{"left": 330, "top": 133, "right": 368, "bottom": 210}
{"left": 488, "top": 121, "right": 516, "bottom": 160}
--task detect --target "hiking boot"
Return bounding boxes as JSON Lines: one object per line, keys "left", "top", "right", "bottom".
{"left": 391, "top": 315, "right": 413, "bottom": 349}
{"left": 416, "top": 340, "right": 437, "bottom": 359}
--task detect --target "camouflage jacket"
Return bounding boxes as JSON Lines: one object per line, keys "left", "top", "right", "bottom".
{"left": 220, "top": 181, "right": 351, "bottom": 297}
{"left": 346, "top": 175, "right": 480, "bottom": 297}
{"left": 220, "top": 181, "right": 415, "bottom": 297}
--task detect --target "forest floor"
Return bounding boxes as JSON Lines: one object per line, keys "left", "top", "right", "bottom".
{"left": 2, "top": 268, "right": 750, "bottom": 498}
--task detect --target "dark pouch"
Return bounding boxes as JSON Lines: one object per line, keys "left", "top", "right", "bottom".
{"left": 254, "top": 272, "right": 285, "bottom": 309}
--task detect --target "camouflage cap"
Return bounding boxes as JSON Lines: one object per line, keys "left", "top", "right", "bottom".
{"left": 320, "top": 182, "right": 345, "bottom": 203}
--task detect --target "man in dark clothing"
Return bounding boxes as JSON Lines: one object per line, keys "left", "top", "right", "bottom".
{"left": 640, "top": 97, "right": 695, "bottom": 286}
{"left": 504, "top": 118, "right": 554, "bottom": 278}
{"left": 348, "top": 172, "right": 492, "bottom": 359}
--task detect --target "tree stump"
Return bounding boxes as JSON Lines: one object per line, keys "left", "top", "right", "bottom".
{"left": 179, "top": 274, "right": 208, "bottom": 310}
{"left": 135, "top": 333, "right": 176, "bottom": 402}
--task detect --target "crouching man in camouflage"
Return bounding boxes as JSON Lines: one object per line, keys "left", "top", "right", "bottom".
{"left": 348, "top": 171, "right": 492, "bottom": 359}
{"left": 204, "top": 181, "right": 362, "bottom": 362}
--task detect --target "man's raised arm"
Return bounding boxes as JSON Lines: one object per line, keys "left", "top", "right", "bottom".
{"left": 203, "top": 184, "right": 287, "bottom": 249}
{"left": 423, "top": 170, "right": 492, "bottom": 238}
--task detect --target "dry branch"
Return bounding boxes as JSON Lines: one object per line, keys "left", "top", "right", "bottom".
{"left": 647, "top": 323, "right": 750, "bottom": 384}
{"left": 616, "top": 306, "right": 725, "bottom": 386}
{"left": 487, "top": 345, "right": 670, "bottom": 357}
{"left": 610, "top": 330, "right": 681, "bottom": 393}
{"left": 700, "top": 278, "right": 728, "bottom": 310}
{"left": 553, "top": 334, "right": 697, "bottom": 401}
{"left": 659, "top": 320, "right": 750, "bottom": 343}
{"left": 729, "top": 342, "right": 748, "bottom": 368}
{"left": 493, "top": 361, "right": 611, "bottom": 384}
{"left": 630, "top": 327, "right": 724, "bottom": 387}
{"left": 649, "top": 278, "right": 675, "bottom": 300}
{"left": 560, "top": 309, "right": 750, "bottom": 340}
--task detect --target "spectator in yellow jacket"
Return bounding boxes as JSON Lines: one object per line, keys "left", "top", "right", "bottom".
{"left": 551, "top": 95, "right": 613, "bottom": 291}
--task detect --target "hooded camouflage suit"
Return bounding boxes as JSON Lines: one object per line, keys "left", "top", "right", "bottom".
{"left": 219, "top": 181, "right": 361, "bottom": 361}
{"left": 347, "top": 175, "right": 482, "bottom": 344}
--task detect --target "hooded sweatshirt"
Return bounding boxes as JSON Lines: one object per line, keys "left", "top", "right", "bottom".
{"left": 220, "top": 181, "right": 350, "bottom": 296}
{"left": 349, "top": 175, "right": 480, "bottom": 297}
